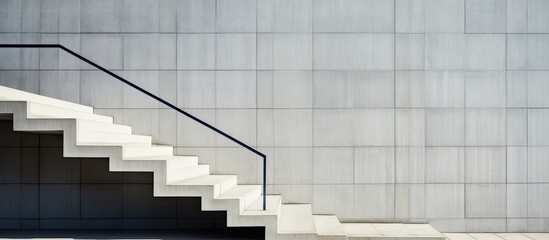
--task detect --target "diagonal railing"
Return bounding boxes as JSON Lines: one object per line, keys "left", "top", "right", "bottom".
{"left": 0, "top": 44, "right": 267, "bottom": 210}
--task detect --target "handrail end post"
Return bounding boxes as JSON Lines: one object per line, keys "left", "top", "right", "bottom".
{"left": 262, "top": 155, "right": 267, "bottom": 211}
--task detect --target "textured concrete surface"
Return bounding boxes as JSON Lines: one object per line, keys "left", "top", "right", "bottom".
{"left": 1, "top": 0, "right": 549, "bottom": 233}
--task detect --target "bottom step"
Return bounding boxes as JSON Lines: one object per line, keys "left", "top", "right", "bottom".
{"left": 313, "top": 215, "right": 347, "bottom": 236}
{"left": 343, "top": 223, "right": 445, "bottom": 240}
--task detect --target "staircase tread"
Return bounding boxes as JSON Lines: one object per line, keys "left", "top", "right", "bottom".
{"left": 126, "top": 155, "right": 197, "bottom": 161}
{"left": 313, "top": 215, "right": 347, "bottom": 236}
{"left": 27, "top": 102, "right": 112, "bottom": 123}
{"left": 217, "top": 185, "right": 261, "bottom": 199}
{"left": 165, "top": 157, "right": 200, "bottom": 171}
{"left": 84, "top": 131, "right": 151, "bottom": 137}
{"left": 242, "top": 195, "right": 281, "bottom": 216}
{"left": 0, "top": 86, "right": 94, "bottom": 113}
{"left": 278, "top": 204, "right": 316, "bottom": 234}
{"left": 343, "top": 223, "right": 444, "bottom": 238}
{"left": 78, "top": 131, "right": 152, "bottom": 146}
{"left": 77, "top": 119, "right": 132, "bottom": 134}
{"left": 172, "top": 164, "right": 210, "bottom": 170}
{"left": 403, "top": 224, "right": 444, "bottom": 236}
{"left": 122, "top": 145, "right": 174, "bottom": 158}
{"left": 166, "top": 164, "right": 210, "bottom": 183}
{"left": 124, "top": 145, "right": 173, "bottom": 148}
{"left": 169, "top": 174, "right": 236, "bottom": 185}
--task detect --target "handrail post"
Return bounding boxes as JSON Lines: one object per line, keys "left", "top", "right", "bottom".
{"left": 263, "top": 155, "right": 267, "bottom": 211}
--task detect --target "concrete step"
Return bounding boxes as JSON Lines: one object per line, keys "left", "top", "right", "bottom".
{"left": 78, "top": 131, "right": 152, "bottom": 146}
{"left": 242, "top": 195, "right": 282, "bottom": 216}
{"left": 217, "top": 185, "right": 262, "bottom": 211}
{"left": 0, "top": 85, "right": 93, "bottom": 113}
{"left": 404, "top": 224, "right": 445, "bottom": 237}
{"left": 165, "top": 156, "right": 199, "bottom": 166}
{"left": 122, "top": 145, "right": 173, "bottom": 159}
{"left": 166, "top": 164, "right": 210, "bottom": 183}
{"left": 313, "top": 215, "right": 347, "bottom": 237}
{"left": 77, "top": 119, "right": 132, "bottom": 134}
{"left": 169, "top": 175, "right": 238, "bottom": 196}
{"left": 343, "top": 223, "right": 445, "bottom": 240}
{"left": 278, "top": 204, "right": 316, "bottom": 234}
{"left": 125, "top": 155, "right": 196, "bottom": 162}
{"left": 27, "top": 102, "right": 112, "bottom": 123}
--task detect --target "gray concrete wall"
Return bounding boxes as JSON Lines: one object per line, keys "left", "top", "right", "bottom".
{"left": 1, "top": 0, "right": 549, "bottom": 232}
{"left": 0, "top": 120, "right": 234, "bottom": 230}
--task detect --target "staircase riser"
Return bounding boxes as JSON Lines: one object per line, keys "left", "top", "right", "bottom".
{"left": 77, "top": 134, "right": 152, "bottom": 146}
{"left": 219, "top": 178, "right": 238, "bottom": 196}
{"left": 77, "top": 120, "right": 132, "bottom": 134}
{"left": 122, "top": 147, "right": 174, "bottom": 159}
{"left": 166, "top": 157, "right": 199, "bottom": 168}
{"left": 244, "top": 187, "right": 262, "bottom": 209}
{"left": 166, "top": 165, "right": 210, "bottom": 183}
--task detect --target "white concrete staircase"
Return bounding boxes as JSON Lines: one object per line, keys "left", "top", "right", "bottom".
{"left": 0, "top": 85, "right": 446, "bottom": 240}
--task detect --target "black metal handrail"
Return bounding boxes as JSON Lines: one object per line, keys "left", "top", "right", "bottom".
{"left": 0, "top": 44, "right": 267, "bottom": 210}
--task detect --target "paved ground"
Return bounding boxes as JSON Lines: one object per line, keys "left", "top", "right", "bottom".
{"left": 444, "top": 233, "right": 549, "bottom": 240}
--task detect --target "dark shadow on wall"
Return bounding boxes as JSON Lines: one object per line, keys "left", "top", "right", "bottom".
{"left": 0, "top": 120, "right": 264, "bottom": 239}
